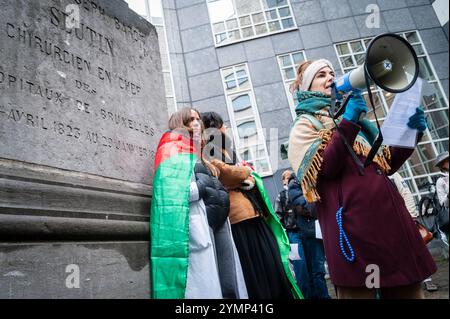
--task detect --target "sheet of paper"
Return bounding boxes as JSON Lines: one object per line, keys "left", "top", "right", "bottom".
{"left": 380, "top": 78, "right": 423, "bottom": 149}
{"left": 289, "top": 243, "right": 301, "bottom": 261}
{"left": 315, "top": 220, "right": 322, "bottom": 239}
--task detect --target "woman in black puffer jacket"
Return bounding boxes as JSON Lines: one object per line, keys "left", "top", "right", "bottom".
{"left": 194, "top": 129, "right": 248, "bottom": 299}
{"left": 194, "top": 162, "right": 229, "bottom": 231}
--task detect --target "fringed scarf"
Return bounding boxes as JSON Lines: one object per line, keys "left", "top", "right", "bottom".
{"left": 289, "top": 91, "right": 392, "bottom": 203}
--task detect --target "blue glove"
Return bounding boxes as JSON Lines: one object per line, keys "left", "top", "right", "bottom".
{"left": 407, "top": 107, "right": 427, "bottom": 132}
{"left": 343, "top": 93, "right": 368, "bottom": 123}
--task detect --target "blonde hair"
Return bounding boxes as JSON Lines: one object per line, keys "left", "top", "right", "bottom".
{"left": 290, "top": 60, "right": 315, "bottom": 93}
{"left": 282, "top": 170, "right": 293, "bottom": 181}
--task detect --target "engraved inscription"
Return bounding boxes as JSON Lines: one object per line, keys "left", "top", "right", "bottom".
{"left": 6, "top": 22, "right": 92, "bottom": 74}
{"left": 0, "top": 69, "right": 68, "bottom": 104}
{"left": 50, "top": 6, "right": 114, "bottom": 56}
{"left": 0, "top": 0, "right": 165, "bottom": 183}
{"left": 0, "top": 105, "right": 155, "bottom": 160}
{"left": 100, "top": 109, "right": 155, "bottom": 136}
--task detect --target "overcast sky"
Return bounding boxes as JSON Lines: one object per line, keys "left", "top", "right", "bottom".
{"left": 126, "top": 0, "right": 163, "bottom": 18}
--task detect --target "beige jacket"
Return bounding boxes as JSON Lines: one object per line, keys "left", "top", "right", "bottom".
{"left": 211, "top": 159, "right": 259, "bottom": 224}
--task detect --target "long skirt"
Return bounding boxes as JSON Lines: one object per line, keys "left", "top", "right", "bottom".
{"left": 231, "top": 216, "right": 293, "bottom": 299}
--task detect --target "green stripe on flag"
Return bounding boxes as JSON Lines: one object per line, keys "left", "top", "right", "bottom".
{"left": 150, "top": 153, "right": 197, "bottom": 299}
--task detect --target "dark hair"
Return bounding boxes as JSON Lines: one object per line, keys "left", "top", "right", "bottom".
{"left": 200, "top": 112, "right": 237, "bottom": 165}
{"left": 201, "top": 112, "right": 224, "bottom": 130}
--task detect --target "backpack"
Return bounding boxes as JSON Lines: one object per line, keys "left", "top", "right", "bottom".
{"left": 279, "top": 190, "right": 298, "bottom": 230}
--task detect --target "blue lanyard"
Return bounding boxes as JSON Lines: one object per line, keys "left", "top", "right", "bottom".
{"left": 336, "top": 207, "right": 356, "bottom": 262}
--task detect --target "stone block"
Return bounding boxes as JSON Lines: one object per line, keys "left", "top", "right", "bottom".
{"left": 184, "top": 47, "right": 219, "bottom": 77}
{"left": 188, "top": 71, "right": 224, "bottom": 101}
{"left": 299, "top": 22, "right": 332, "bottom": 49}
{"left": 382, "top": 8, "right": 416, "bottom": 32}
{"left": 248, "top": 57, "right": 282, "bottom": 87}
{"left": 327, "top": 18, "right": 360, "bottom": 43}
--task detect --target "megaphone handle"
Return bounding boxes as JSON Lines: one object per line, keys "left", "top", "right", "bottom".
{"left": 335, "top": 125, "right": 365, "bottom": 176}
{"left": 363, "top": 66, "right": 384, "bottom": 167}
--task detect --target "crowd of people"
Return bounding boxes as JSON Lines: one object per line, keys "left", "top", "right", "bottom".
{"left": 149, "top": 58, "right": 448, "bottom": 299}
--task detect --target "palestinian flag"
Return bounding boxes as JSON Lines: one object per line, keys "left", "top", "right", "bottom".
{"left": 150, "top": 131, "right": 198, "bottom": 299}
{"left": 150, "top": 131, "right": 302, "bottom": 299}
{"left": 252, "top": 172, "right": 303, "bottom": 299}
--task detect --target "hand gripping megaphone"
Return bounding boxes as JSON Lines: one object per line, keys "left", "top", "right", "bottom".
{"left": 329, "top": 33, "right": 420, "bottom": 173}
{"left": 330, "top": 33, "right": 419, "bottom": 118}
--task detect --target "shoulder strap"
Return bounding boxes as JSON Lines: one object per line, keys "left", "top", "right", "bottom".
{"left": 300, "top": 113, "right": 324, "bottom": 131}
{"left": 280, "top": 190, "right": 288, "bottom": 211}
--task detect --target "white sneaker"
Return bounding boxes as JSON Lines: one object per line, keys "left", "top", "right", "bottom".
{"left": 324, "top": 261, "right": 330, "bottom": 279}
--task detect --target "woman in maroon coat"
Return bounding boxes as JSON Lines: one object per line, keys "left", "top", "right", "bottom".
{"left": 287, "top": 59, "right": 437, "bottom": 299}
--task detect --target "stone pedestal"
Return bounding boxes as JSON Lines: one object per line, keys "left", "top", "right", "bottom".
{"left": 0, "top": 0, "right": 166, "bottom": 298}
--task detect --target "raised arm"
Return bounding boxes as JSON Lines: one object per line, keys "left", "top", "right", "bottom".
{"left": 211, "top": 159, "right": 251, "bottom": 189}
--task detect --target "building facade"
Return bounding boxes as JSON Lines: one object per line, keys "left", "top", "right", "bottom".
{"left": 127, "top": 0, "right": 449, "bottom": 203}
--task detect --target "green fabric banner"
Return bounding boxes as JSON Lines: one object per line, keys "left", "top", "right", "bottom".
{"left": 252, "top": 172, "right": 304, "bottom": 299}
{"left": 151, "top": 153, "right": 197, "bottom": 299}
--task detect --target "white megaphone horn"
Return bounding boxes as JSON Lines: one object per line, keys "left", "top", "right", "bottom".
{"left": 333, "top": 33, "right": 419, "bottom": 96}
{"left": 330, "top": 33, "right": 420, "bottom": 171}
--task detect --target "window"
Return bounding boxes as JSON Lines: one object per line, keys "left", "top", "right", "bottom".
{"left": 125, "top": 0, "right": 177, "bottom": 114}
{"left": 277, "top": 50, "right": 307, "bottom": 118}
{"left": 221, "top": 64, "right": 273, "bottom": 176}
{"left": 232, "top": 95, "right": 252, "bottom": 111}
{"left": 206, "top": 0, "right": 297, "bottom": 46}
{"left": 334, "top": 31, "right": 449, "bottom": 202}
{"left": 237, "top": 121, "right": 258, "bottom": 138}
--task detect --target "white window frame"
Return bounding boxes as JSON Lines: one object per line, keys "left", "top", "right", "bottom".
{"left": 206, "top": 0, "right": 298, "bottom": 47}
{"left": 220, "top": 64, "right": 273, "bottom": 176}
{"left": 276, "top": 50, "right": 307, "bottom": 119}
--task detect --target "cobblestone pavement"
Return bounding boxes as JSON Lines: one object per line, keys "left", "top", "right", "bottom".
{"left": 424, "top": 258, "right": 449, "bottom": 299}
{"left": 325, "top": 256, "right": 449, "bottom": 299}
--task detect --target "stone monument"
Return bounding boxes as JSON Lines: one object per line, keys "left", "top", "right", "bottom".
{"left": 0, "top": 0, "right": 167, "bottom": 298}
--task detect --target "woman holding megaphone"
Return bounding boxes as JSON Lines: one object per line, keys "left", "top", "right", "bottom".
{"left": 287, "top": 59, "right": 436, "bottom": 299}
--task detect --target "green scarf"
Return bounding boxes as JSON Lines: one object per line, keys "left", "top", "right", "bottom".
{"left": 294, "top": 90, "right": 379, "bottom": 142}
{"left": 290, "top": 91, "right": 391, "bottom": 202}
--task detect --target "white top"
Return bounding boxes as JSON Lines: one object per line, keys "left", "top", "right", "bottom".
{"left": 436, "top": 172, "right": 449, "bottom": 208}
{"left": 391, "top": 172, "right": 418, "bottom": 218}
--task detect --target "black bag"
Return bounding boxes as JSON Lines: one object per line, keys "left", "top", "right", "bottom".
{"left": 278, "top": 190, "right": 297, "bottom": 230}
{"left": 438, "top": 206, "right": 449, "bottom": 233}
{"left": 417, "top": 196, "right": 440, "bottom": 239}
{"left": 283, "top": 209, "right": 298, "bottom": 230}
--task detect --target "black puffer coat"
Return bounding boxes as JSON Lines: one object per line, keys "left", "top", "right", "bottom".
{"left": 194, "top": 162, "right": 230, "bottom": 231}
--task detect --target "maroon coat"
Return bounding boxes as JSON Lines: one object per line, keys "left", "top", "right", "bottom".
{"left": 316, "top": 119, "right": 437, "bottom": 288}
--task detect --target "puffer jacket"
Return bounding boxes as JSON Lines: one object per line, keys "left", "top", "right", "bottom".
{"left": 194, "top": 161, "right": 230, "bottom": 231}
{"left": 288, "top": 175, "right": 317, "bottom": 239}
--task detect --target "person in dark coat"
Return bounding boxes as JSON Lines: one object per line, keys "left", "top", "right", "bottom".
{"left": 201, "top": 111, "right": 301, "bottom": 299}
{"left": 287, "top": 59, "right": 437, "bottom": 299}
{"left": 274, "top": 170, "right": 311, "bottom": 298}
{"left": 288, "top": 173, "right": 330, "bottom": 299}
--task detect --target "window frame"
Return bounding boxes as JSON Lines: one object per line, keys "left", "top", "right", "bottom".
{"left": 276, "top": 50, "right": 307, "bottom": 119}
{"left": 206, "top": 0, "right": 298, "bottom": 47}
{"left": 220, "top": 63, "right": 273, "bottom": 176}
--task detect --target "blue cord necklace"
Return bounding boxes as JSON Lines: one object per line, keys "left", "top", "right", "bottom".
{"left": 336, "top": 207, "right": 355, "bottom": 262}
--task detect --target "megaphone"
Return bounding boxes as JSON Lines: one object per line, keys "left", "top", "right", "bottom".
{"left": 330, "top": 33, "right": 420, "bottom": 173}
{"left": 333, "top": 33, "right": 419, "bottom": 95}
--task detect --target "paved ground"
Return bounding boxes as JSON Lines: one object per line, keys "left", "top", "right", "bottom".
{"left": 424, "top": 258, "right": 449, "bottom": 299}
{"left": 324, "top": 240, "right": 449, "bottom": 299}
